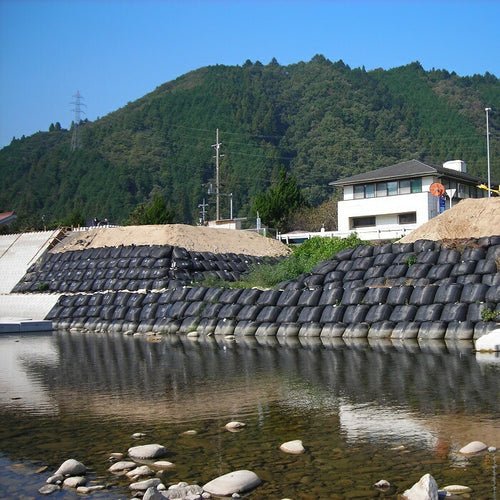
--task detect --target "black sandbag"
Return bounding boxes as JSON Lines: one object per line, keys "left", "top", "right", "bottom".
{"left": 127, "top": 293, "right": 145, "bottom": 308}
{"left": 310, "top": 260, "right": 338, "bottom": 275}
{"left": 100, "top": 305, "right": 116, "bottom": 320}
{"left": 324, "top": 271, "right": 345, "bottom": 283}
{"left": 413, "top": 240, "right": 436, "bottom": 252}
{"left": 390, "top": 305, "right": 418, "bottom": 322}
{"left": 184, "top": 301, "right": 205, "bottom": 316}
{"left": 351, "top": 245, "right": 374, "bottom": 259}
{"left": 391, "top": 321, "right": 420, "bottom": 339}
{"left": 256, "top": 306, "right": 281, "bottom": 323}
{"left": 320, "top": 305, "right": 346, "bottom": 323}
{"left": 367, "top": 321, "right": 395, "bottom": 339}
{"left": 417, "top": 321, "right": 447, "bottom": 340}
{"left": 334, "top": 247, "right": 355, "bottom": 261}
{"left": 256, "top": 289, "right": 281, "bottom": 306}
{"left": 236, "top": 305, "right": 263, "bottom": 321}
{"left": 434, "top": 283, "right": 463, "bottom": 304}
{"left": 427, "top": 264, "right": 453, "bottom": 281}
{"left": 445, "top": 321, "right": 474, "bottom": 340}
{"left": 336, "top": 260, "right": 353, "bottom": 272}
{"left": 485, "top": 284, "right": 500, "bottom": 302}
{"left": 365, "top": 304, "right": 393, "bottom": 323}
{"left": 416, "top": 251, "right": 439, "bottom": 264}
{"left": 467, "top": 302, "right": 495, "bottom": 322}
{"left": 276, "top": 289, "right": 302, "bottom": 307}
{"left": 475, "top": 259, "right": 498, "bottom": 274}
{"left": 392, "top": 242, "right": 414, "bottom": 253}
{"left": 352, "top": 256, "right": 375, "bottom": 270}
{"left": 140, "top": 304, "right": 158, "bottom": 321}
{"left": 343, "top": 304, "right": 370, "bottom": 323}
{"left": 460, "top": 283, "right": 489, "bottom": 303}
{"left": 216, "top": 303, "right": 241, "bottom": 319}
{"left": 363, "top": 267, "right": 387, "bottom": 280}
{"left": 384, "top": 264, "right": 408, "bottom": 279}
{"left": 409, "top": 286, "right": 437, "bottom": 305}
{"left": 320, "top": 323, "right": 346, "bottom": 337}
{"left": 451, "top": 261, "right": 477, "bottom": 277}
{"left": 185, "top": 287, "right": 208, "bottom": 302}
{"left": 166, "top": 301, "right": 189, "bottom": 319}
{"left": 486, "top": 245, "right": 500, "bottom": 261}
{"left": 461, "top": 246, "right": 486, "bottom": 261}
{"left": 142, "top": 292, "right": 161, "bottom": 305}
{"left": 237, "top": 288, "right": 262, "bottom": 305}
{"left": 319, "top": 287, "right": 344, "bottom": 306}
{"left": 303, "top": 274, "right": 325, "bottom": 287}
{"left": 151, "top": 245, "right": 172, "bottom": 259}
{"left": 437, "top": 248, "right": 461, "bottom": 265}
{"left": 341, "top": 287, "right": 367, "bottom": 305}
{"left": 372, "top": 242, "right": 393, "bottom": 255}
{"left": 414, "top": 304, "right": 443, "bottom": 322}
{"left": 374, "top": 253, "right": 396, "bottom": 266}
{"left": 456, "top": 274, "right": 482, "bottom": 285}
{"left": 276, "top": 306, "right": 301, "bottom": 323}
{"left": 112, "top": 305, "right": 128, "bottom": 320}
{"left": 363, "top": 287, "right": 390, "bottom": 305}
{"left": 344, "top": 270, "right": 366, "bottom": 282}
{"left": 406, "top": 263, "right": 432, "bottom": 279}
{"left": 343, "top": 323, "right": 369, "bottom": 338}
{"left": 297, "top": 306, "right": 324, "bottom": 323}
{"left": 297, "top": 289, "right": 322, "bottom": 307}
{"left": 440, "top": 303, "right": 468, "bottom": 322}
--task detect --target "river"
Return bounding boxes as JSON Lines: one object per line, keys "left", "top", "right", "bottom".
{"left": 0, "top": 330, "right": 498, "bottom": 499}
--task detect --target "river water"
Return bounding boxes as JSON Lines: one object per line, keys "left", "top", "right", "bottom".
{"left": 0, "top": 330, "right": 498, "bottom": 499}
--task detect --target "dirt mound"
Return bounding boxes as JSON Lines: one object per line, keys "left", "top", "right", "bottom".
{"left": 52, "top": 224, "right": 292, "bottom": 257}
{"left": 399, "top": 198, "right": 500, "bottom": 243}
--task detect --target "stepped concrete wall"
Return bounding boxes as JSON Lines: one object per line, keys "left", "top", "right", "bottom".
{"left": 13, "top": 237, "right": 500, "bottom": 341}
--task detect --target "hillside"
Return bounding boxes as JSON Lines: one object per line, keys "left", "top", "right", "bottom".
{"left": 0, "top": 56, "right": 498, "bottom": 228}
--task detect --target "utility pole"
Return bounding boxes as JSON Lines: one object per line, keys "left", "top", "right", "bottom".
{"left": 211, "top": 129, "right": 223, "bottom": 220}
{"left": 485, "top": 107, "right": 492, "bottom": 197}
{"left": 198, "top": 198, "right": 208, "bottom": 225}
{"left": 70, "top": 90, "right": 85, "bottom": 151}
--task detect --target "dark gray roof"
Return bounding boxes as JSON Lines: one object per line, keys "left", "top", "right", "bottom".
{"left": 329, "top": 159, "right": 488, "bottom": 186}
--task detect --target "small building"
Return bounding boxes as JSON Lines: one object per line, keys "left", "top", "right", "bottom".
{"left": 0, "top": 211, "right": 17, "bottom": 227}
{"left": 329, "top": 159, "right": 490, "bottom": 240}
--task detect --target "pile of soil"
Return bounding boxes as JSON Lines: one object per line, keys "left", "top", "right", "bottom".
{"left": 400, "top": 198, "right": 500, "bottom": 243}
{"left": 52, "top": 224, "right": 292, "bottom": 257}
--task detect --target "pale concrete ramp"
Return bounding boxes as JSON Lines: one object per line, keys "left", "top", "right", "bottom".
{"left": 0, "top": 229, "right": 64, "bottom": 294}
{"left": 0, "top": 293, "right": 60, "bottom": 321}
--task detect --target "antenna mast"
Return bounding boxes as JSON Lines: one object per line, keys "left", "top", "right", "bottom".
{"left": 70, "top": 90, "right": 85, "bottom": 151}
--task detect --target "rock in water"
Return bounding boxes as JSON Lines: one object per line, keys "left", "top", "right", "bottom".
{"left": 475, "top": 328, "right": 500, "bottom": 352}
{"left": 38, "top": 484, "right": 61, "bottom": 495}
{"left": 128, "top": 444, "right": 167, "bottom": 459}
{"left": 225, "top": 421, "right": 247, "bottom": 432}
{"left": 459, "top": 441, "right": 488, "bottom": 454}
{"left": 63, "top": 476, "right": 87, "bottom": 488}
{"left": 402, "top": 473, "right": 439, "bottom": 500}
{"left": 108, "top": 460, "right": 137, "bottom": 472}
{"left": 55, "top": 459, "right": 86, "bottom": 476}
{"left": 129, "top": 478, "right": 162, "bottom": 491}
{"left": 279, "top": 439, "right": 305, "bottom": 454}
{"left": 203, "top": 470, "right": 261, "bottom": 496}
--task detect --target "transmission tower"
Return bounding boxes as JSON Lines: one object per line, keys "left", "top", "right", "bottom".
{"left": 70, "top": 90, "right": 85, "bottom": 151}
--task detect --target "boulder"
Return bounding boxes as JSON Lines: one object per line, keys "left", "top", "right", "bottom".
{"left": 126, "top": 465, "right": 154, "bottom": 478}
{"left": 459, "top": 441, "right": 488, "bottom": 454}
{"left": 279, "top": 440, "right": 305, "bottom": 454}
{"left": 162, "top": 483, "right": 204, "bottom": 499}
{"left": 203, "top": 470, "right": 261, "bottom": 496}
{"left": 129, "top": 478, "right": 162, "bottom": 491}
{"left": 55, "top": 458, "right": 86, "bottom": 477}
{"left": 108, "top": 460, "right": 137, "bottom": 472}
{"left": 402, "top": 473, "right": 439, "bottom": 500}
{"left": 128, "top": 444, "right": 167, "bottom": 459}
{"left": 63, "top": 476, "right": 87, "bottom": 488}
{"left": 143, "top": 486, "right": 165, "bottom": 500}
{"left": 475, "top": 328, "right": 500, "bottom": 351}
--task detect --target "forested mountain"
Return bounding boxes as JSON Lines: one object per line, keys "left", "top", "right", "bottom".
{"left": 0, "top": 55, "right": 498, "bottom": 229}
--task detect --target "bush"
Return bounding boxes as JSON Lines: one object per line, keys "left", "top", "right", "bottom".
{"left": 238, "top": 233, "right": 366, "bottom": 288}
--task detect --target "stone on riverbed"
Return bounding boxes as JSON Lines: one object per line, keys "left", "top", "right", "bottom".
{"left": 108, "top": 460, "right": 137, "bottom": 472}
{"left": 402, "top": 473, "right": 438, "bottom": 499}
{"left": 443, "top": 484, "right": 472, "bottom": 494}
{"left": 55, "top": 458, "right": 86, "bottom": 476}
{"left": 203, "top": 470, "right": 261, "bottom": 496}
{"left": 38, "top": 484, "right": 61, "bottom": 495}
{"left": 128, "top": 443, "right": 167, "bottom": 459}
{"left": 225, "top": 421, "right": 247, "bottom": 432}
{"left": 162, "top": 483, "right": 204, "bottom": 499}
{"left": 46, "top": 473, "right": 64, "bottom": 484}
{"left": 126, "top": 465, "right": 154, "bottom": 478}
{"left": 63, "top": 476, "right": 87, "bottom": 488}
{"left": 129, "top": 478, "right": 163, "bottom": 491}
{"left": 459, "top": 441, "right": 488, "bottom": 454}
{"left": 143, "top": 486, "right": 165, "bottom": 500}
{"left": 153, "top": 460, "right": 175, "bottom": 469}
{"left": 279, "top": 439, "right": 305, "bottom": 454}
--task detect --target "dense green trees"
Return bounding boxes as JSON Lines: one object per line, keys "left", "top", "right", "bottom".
{"left": 0, "top": 57, "right": 498, "bottom": 231}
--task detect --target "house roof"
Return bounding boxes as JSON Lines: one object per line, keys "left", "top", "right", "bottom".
{"left": 0, "top": 211, "right": 17, "bottom": 225}
{"left": 329, "top": 159, "right": 488, "bottom": 186}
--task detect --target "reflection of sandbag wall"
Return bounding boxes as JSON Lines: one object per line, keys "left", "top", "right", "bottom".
{"left": 45, "top": 237, "right": 500, "bottom": 341}
{"left": 12, "top": 244, "right": 280, "bottom": 293}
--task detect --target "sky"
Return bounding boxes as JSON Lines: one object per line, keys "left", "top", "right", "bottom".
{"left": 0, "top": 0, "right": 499, "bottom": 148}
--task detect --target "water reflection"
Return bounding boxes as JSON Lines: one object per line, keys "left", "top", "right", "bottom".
{"left": 0, "top": 330, "right": 498, "bottom": 498}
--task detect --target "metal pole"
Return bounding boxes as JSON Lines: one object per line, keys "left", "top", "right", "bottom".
{"left": 486, "top": 107, "right": 492, "bottom": 197}
{"left": 215, "top": 129, "right": 220, "bottom": 219}
{"left": 229, "top": 193, "right": 233, "bottom": 220}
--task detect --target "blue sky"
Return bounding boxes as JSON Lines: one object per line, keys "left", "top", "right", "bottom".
{"left": 0, "top": 0, "right": 498, "bottom": 148}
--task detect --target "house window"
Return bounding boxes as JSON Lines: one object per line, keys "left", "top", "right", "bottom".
{"left": 410, "top": 178, "right": 422, "bottom": 193}
{"left": 399, "top": 179, "right": 411, "bottom": 194}
{"left": 352, "top": 216, "right": 376, "bottom": 228}
{"left": 354, "top": 185, "right": 365, "bottom": 199}
{"left": 376, "top": 182, "right": 387, "bottom": 197}
{"left": 387, "top": 181, "right": 398, "bottom": 196}
{"left": 399, "top": 212, "right": 417, "bottom": 224}
{"left": 365, "top": 183, "right": 375, "bottom": 198}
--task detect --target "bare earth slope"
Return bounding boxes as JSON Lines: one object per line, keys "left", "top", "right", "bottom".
{"left": 399, "top": 198, "right": 500, "bottom": 243}
{"left": 52, "top": 224, "right": 292, "bottom": 257}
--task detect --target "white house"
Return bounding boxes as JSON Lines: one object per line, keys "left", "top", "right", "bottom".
{"left": 330, "top": 159, "right": 489, "bottom": 239}
{"left": 278, "top": 159, "right": 492, "bottom": 243}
